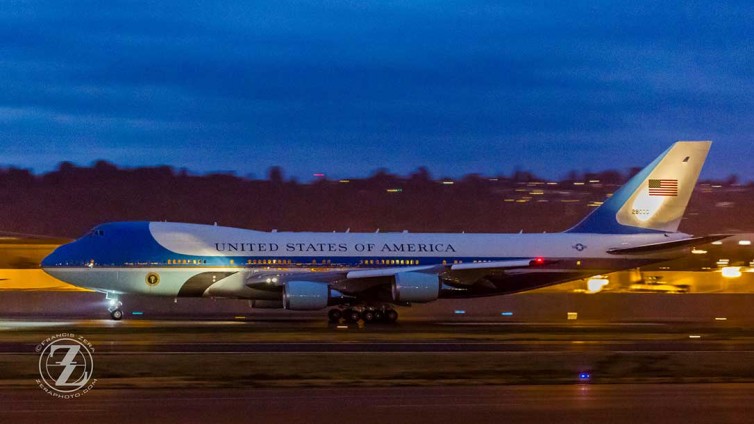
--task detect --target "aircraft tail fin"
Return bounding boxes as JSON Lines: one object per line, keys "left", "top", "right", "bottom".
{"left": 566, "top": 141, "right": 711, "bottom": 234}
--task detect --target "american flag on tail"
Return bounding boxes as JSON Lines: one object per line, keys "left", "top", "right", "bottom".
{"left": 648, "top": 179, "right": 678, "bottom": 196}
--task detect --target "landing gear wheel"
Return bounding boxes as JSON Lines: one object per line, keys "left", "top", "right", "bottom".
{"left": 373, "top": 310, "right": 385, "bottom": 322}
{"left": 110, "top": 309, "right": 123, "bottom": 320}
{"left": 362, "top": 310, "right": 376, "bottom": 323}
{"left": 385, "top": 309, "right": 398, "bottom": 323}
{"left": 328, "top": 308, "right": 343, "bottom": 323}
{"left": 344, "top": 309, "right": 361, "bottom": 323}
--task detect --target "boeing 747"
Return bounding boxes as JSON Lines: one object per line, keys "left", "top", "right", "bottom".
{"left": 42, "top": 141, "right": 722, "bottom": 322}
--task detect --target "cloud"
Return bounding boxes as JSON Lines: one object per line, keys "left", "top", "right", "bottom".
{"left": 0, "top": 1, "right": 752, "bottom": 178}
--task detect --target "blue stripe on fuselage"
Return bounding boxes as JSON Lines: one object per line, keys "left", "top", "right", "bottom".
{"left": 41, "top": 222, "right": 530, "bottom": 268}
{"left": 42, "top": 222, "right": 217, "bottom": 267}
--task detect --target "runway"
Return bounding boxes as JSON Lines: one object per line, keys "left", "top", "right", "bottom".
{"left": 2, "top": 319, "right": 754, "bottom": 353}
{"left": 3, "top": 384, "right": 754, "bottom": 424}
{"left": 2, "top": 319, "right": 754, "bottom": 422}
{"left": 1, "top": 319, "right": 754, "bottom": 388}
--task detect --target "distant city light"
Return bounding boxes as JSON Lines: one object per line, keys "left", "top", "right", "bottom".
{"left": 313, "top": 173, "right": 325, "bottom": 177}
{"left": 339, "top": 179, "right": 350, "bottom": 183}
{"left": 442, "top": 181, "right": 454, "bottom": 185}
{"left": 738, "top": 240, "right": 751, "bottom": 246}
{"left": 691, "top": 249, "right": 707, "bottom": 254}
{"left": 721, "top": 266, "right": 742, "bottom": 278}
{"left": 586, "top": 276, "right": 609, "bottom": 293}
{"left": 386, "top": 188, "right": 402, "bottom": 193}
{"left": 712, "top": 241, "right": 723, "bottom": 245}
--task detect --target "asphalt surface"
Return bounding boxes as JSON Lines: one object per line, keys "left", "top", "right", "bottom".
{"left": 3, "top": 384, "right": 754, "bottom": 424}
{"left": 1, "top": 319, "right": 754, "bottom": 353}
{"left": 4, "top": 339, "right": 754, "bottom": 353}
{"left": 4, "top": 319, "right": 754, "bottom": 422}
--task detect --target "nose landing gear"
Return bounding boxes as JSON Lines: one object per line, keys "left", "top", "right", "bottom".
{"left": 107, "top": 298, "right": 123, "bottom": 320}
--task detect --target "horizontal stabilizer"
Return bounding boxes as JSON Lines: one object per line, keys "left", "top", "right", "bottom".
{"left": 607, "top": 234, "right": 729, "bottom": 255}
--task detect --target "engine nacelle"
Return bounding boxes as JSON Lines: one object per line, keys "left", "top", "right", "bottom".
{"left": 251, "top": 299, "right": 284, "bottom": 309}
{"left": 392, "top": 271, "right": 441, "bottom": 303}
{"left": 283, "top": 281, "right": 335, "bottom": 311}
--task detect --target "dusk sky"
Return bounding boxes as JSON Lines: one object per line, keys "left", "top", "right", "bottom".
{"left": 2, "top": 1, "right": 753, "bottom": 180}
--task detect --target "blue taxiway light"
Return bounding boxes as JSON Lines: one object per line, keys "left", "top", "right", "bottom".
{"left": 579, "top": 373, "right": 591, "bottom": 380}
{"left": 500, "top": 312, "right": 513, "bottom": 316}
{"left": 454, "top": 310, "right": 466, "bottom": 314}
{"left": 131, "top": 311, "right": 144, "bottom": 315}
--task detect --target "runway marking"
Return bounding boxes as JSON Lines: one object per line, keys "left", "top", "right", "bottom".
{"left": 5, "top": 409, "right": 108, "bottom": 413}
{"left": 3, "top": 350, "right": 754, "bottom": 357}
{"left": 437, "top": 322, "right": 670, "bottom": 326}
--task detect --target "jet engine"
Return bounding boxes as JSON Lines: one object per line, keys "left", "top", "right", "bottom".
{"left": 392, "top": 271, "right": 441, "bottom": 303}
{"left": 283, "top": 280, "right": 341, "bottom": 310}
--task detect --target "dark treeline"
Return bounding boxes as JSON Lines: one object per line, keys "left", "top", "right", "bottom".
{"left": 0, "top": 161, "right": 751, "bottom": 238}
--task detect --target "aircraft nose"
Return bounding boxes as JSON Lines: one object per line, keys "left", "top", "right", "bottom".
{"left": 41, "top": 249, "right": 59, "bottom": 268}
{"left": 41, "top": 243, "right": 72, "bottom": 268}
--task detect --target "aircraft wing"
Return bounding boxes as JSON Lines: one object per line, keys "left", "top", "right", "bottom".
{"left": 244, "top": 258, "right": 547, "bottom": 295}
{"left": 246, "top": 259, "right": 542, "bottom": 285}
{"left": 450, "top": 259, "right": 538, "bottom": 270}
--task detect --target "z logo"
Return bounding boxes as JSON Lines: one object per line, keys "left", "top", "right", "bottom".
{"left": 38, "top": 336, "right": 95, "bottom": 395}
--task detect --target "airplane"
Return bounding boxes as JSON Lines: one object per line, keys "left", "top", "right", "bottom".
{"left": 41, "top": 141, "right": 724, "bottom": 323}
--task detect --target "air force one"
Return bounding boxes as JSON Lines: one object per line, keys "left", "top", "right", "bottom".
{"left": 42, "top": 141, "right": 723, "bottom": 322}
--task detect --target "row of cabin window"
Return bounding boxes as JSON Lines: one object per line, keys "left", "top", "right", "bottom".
{"left": 359, "top": 259, "right": 464, "bottom": 265}
{"left": 246, "top": 259, "right": 294, "bottom": 265}
{"left": 165, "top": 258, "right": 463, "bottom": 266}
{"left": 167, "top": 259, "right": 206, "bottom": 264}
{"left": 360, "top": 259, "right": 421, "bottom": 265}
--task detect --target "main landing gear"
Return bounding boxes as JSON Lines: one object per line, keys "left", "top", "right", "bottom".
{"left": 328, "top": 306, "right": 398, "bottom": 325}
{"left": 107, "top": 297, "right": 123, "bottom": 320}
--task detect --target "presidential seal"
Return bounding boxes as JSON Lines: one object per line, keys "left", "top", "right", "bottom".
{"left": 145, "top": 272, "right": 160, "bottom": 287}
